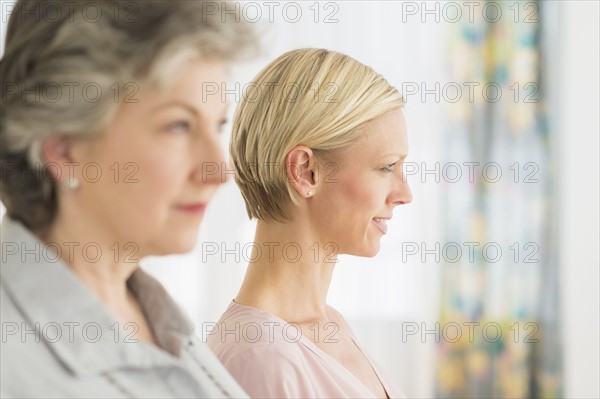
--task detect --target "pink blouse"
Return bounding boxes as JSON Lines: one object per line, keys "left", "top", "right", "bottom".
{"left": 207, "top": 301, "right": 406, "bottom": 398}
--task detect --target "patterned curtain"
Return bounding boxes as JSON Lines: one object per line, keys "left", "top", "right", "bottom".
{"left": 436, "top": 1, "right": 562, "bottom": 398}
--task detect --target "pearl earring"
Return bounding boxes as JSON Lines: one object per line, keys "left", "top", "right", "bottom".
{"left": 306, "top": 190, "right": 313, "bottom": 197}
{"left": 64, "top": 177, "right": 80, "bottom": 190}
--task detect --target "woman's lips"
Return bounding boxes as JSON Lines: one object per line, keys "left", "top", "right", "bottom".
{"left": 372, "top": 218, "right": 388, "bottom": 234}
{"left": 174, "top": 203, "right": 207, "bottom": 215}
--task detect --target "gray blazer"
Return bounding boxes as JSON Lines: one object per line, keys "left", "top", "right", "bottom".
{"left": 0, "top": 217, "right": 248, "bottom": 398}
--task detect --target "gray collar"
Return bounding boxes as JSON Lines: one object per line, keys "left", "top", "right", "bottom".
{"left": 1, "top": 217, "right": 196, "bottom": 376}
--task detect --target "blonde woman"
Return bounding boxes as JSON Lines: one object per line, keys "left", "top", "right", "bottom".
{"left": 207, "top": 49, "right": 412, "bottom": 398}
{"left": 0, "top": 0, "right": 257, "bottom": 397}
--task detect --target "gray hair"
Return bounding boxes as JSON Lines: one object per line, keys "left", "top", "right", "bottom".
{"left": 0, "top": 0, "right": 258, "bottom": 233}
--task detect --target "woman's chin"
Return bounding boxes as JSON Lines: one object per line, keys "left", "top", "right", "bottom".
{"left": 164, "top": 221, "right": 204, "bottom": 254}
{"left": 151, "top": 233, "right": 199, "bottom": 256}
{"left": 347, "top": 242, "right": 381, "bottom": 258}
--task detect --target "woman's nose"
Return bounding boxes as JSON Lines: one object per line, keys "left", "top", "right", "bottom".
{"left": 391, "top": 174, "right": 413, "bottom": 206}
{"left": 191, "top": 134, "right": 228, "bottom": 186}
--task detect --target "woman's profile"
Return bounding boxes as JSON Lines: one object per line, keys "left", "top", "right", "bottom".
{"left": 208, "top": 48, "right": 412, "bottom": 398}
{"left": 1, "top": 1, "right": 256, "bottom": 397}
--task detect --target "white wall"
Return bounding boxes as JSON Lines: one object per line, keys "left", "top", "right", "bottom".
{"left": 557, "top": 1, "right": 600, "bottom": 398}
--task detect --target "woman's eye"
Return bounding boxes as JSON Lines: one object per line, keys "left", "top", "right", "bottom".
{"left": 382, "top": 162, "right": 397, "bottom": 172}
{"left": 166, "top": 120, "right": 191, "bottom": 133}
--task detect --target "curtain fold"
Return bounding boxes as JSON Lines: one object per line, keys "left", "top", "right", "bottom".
{"left": 436, "top": 1, "right": 562, "bottom": 397}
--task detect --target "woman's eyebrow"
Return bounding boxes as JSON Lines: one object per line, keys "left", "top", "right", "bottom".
{"left": 381, "top": 152, "right": 408, "bottom": 159}
{"left": 150, "top": 101, "right": 200, "bottom": 117}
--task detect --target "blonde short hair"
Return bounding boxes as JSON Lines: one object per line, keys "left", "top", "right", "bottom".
{"left": 230, "top": 48, "right": 404, "bottom": 222}
{"left": 0, "top": 0, "right": 258, "bottom": 232}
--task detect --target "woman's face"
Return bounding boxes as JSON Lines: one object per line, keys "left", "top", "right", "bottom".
{"left": 311, "top": 108, "right": 413, "bottom": 257}
{"left": 68, "top": 59, "right": 228, "bottom": 256}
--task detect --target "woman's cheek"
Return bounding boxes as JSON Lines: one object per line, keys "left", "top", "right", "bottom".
{"left": 145, "top": 152, "right": 187, "bottom": 183}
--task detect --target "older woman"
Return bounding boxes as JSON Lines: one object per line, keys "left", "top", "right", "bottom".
{"left": 207, "top": 49, "right": 412, "bottom": 398}
{"left": 0, "top": 1, "right": 256, "bottom": 397}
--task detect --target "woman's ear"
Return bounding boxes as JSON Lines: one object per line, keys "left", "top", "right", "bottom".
{"left": 40, "top": 135, "right": 78, "bottom": 181}
{"left": 285, "top": 145, "right": 319, "bottom": 198}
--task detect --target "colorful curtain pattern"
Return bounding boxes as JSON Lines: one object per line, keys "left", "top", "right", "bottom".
{"left": 436, "top": 1, "right": 562, "bottom": 398}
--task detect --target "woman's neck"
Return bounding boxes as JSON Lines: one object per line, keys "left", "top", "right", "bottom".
{"left": 39, "top": 212, "right": 139, "bottom": 310}
{"left": 235, "top": 220, "right": 338, "bottom": 323}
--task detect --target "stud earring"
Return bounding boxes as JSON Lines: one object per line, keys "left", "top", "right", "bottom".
{"left": 306, "top": 190, "right": 313, "bottom": 197}
{"left": 64, "top": 177, "right": 80, "bottom": 190}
